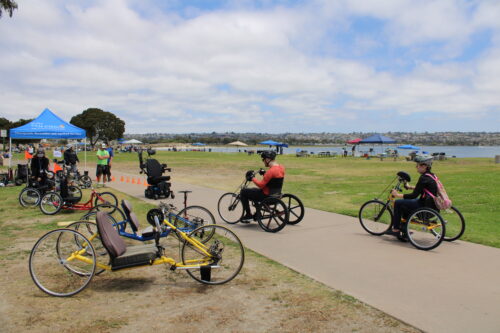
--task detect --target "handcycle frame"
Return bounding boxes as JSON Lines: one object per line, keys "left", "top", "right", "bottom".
{"left": 107, "top": 191, "right": 216, "bottom": 242}
{"left": 29, "top": 213, "right": 244, "bottom": 297}
{"left": 39, "top": 185, "right": 118, "bottom": 215}
{"left": 358, "top": 171, "right": 450, "bottom": 251}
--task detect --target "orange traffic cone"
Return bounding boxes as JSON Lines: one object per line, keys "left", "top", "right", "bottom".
{"left": 137, "top": 179, "right": 141, "bottom": 185}
{"left": 132, "top": 178, "right": 136, "bottom": 184}
{"left": 126, "top": 177, "right": 130, "bottom": 183}
{"left": 112, "top": 176, "right": 116, "bottom": 182}
{"left": 120, "top": 176, "right": 124, "bottom": 182}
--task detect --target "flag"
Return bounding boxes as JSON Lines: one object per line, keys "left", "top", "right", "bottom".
{"left": 24, "top": 150, "right": 33, "bottom": 160}
{"left": 53, "top": 162, "right": 63, "bottom": 172}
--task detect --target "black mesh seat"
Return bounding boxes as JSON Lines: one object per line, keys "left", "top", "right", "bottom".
{"left": 96, "top": 212, "right": 158, "bottom": 271}
{"left": 266, "top": 178, "right": 284, "bottom": 196}
{"left": 59, "top": 178, "right": 80, "bottom": 204}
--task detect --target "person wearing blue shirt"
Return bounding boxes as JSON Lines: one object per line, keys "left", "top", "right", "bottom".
{"left": 105, "top": 146, "right": 114, "bottom": 182}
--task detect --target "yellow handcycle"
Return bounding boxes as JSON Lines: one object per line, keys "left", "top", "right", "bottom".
{"left": 29, "top": 211, "right": 245, "bottom": 297}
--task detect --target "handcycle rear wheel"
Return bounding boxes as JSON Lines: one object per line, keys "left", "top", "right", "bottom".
{"left": 441, "top": 206, "right": 465, "bottom": 242}
{"left": 217, "top": 192, "right": 243, "bottom": 224}
{"left": 68, "top": 185, "right": 83, "bottom": 203}
{"left": 405, "top": 208, "right": 445, "bottom": 251}
{"left": 358, "top": 200, "right": 393, "bottom": 235}
{"left": 174, "top": 205, "right": 216, "bottom": 242}
{"left": 256, "top": 197, "right": 289, "bottom": 233}
{"left": 39, "top": 192, "right": 63, "bottom": 215}
{"left": 79, "top": 175, "right": 92, "bottom": 189}
{"left": 281, "top": 193, "right": 305, "bottom": 225}
{"left": 94, "top": 192, "right": 118, "bottom": 213}
{"left": 19, "top": 187, "right": 41, "bottom": 207}
{"left": 181, "top": 225, "right": 244, "bottom": 285}
{"left": 29, "top": 228, "right": 96, "bottom": 297}
{"left": 65, "top": 221, "right": 110, "bottom": 275}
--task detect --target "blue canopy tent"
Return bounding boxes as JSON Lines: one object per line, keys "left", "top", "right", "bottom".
{"left": 359, "top": 134, "right": 396, "bottom": 156}
{"left": 259, "top": 140, "right": 288, "bottom": 154}
{"left": 191, "top": 142, "right": 206, "bottom": 146}
{"left": 9, "top": 108, "right": 87, "bottom": 168}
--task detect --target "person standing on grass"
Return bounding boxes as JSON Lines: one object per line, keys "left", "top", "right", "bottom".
{"left": 105, "top": 145, "right": 114, "bottom": 182}
{"left": 96, "top": 143, "right": 110, "bottom": 186}
{"left": 63, "top": 144, "right": 79, "bottom": 173}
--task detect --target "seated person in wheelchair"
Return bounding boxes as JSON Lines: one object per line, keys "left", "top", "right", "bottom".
{"left": 240, "top": 150, "right": 285, "bottom": 221}
{"left": 388, "top": 155, "right": 438, "bottom": 238}
{"left": 30, "top": 148, "right": 50, "bottom": 184}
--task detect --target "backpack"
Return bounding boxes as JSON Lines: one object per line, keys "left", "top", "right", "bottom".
{"left": 423, "top": 174, "right": 452, "bottom": 210}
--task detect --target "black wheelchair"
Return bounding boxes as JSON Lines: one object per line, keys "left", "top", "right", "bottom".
{"left": 217, "top": 170, "right": 304, "bottom": 233}
{"left": 139, "top": 148, "right": 174, "bottom": 200}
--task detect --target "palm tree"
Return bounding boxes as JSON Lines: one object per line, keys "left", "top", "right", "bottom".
{"left": 0, "top": 0, "right": 18, "bottom": 18}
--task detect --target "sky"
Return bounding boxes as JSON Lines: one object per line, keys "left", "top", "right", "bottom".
{"left": 1, "top": 0, "right": 499, "bottom": 134}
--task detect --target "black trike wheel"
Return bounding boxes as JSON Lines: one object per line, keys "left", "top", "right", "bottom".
{"left": 174, "top": 206, "right": 216, "bottom": 242}
{"left": 39, "top": 191, "right": 63, "bottom": 215}
{"left": 217, "top": 192, "right": 243, "bottom": 224}
{"left": 281, "top": 193, "right": 305, "bottom": 225}
{"left": 405, "top": 208, "right": 445, "bottom": 251}
{"left": 358, "top": 200, "right": 393, "bottom": 235}
{"left": 19, "top": 187, "right": 41, "bottom": 207}
{"left": 441, "top": 206, "right": 465, "bottom": 242}
{"left": 94, "top": 192, "right": 118, "bottom": 213}
{"left": 256, "top": 197, "right": 289, "bottom": 233}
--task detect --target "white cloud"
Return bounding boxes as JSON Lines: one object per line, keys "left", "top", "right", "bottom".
{"left": 0, "top": 0, "right": 498, "bottom": 132}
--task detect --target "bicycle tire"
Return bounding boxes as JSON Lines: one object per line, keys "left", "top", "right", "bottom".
{"left": 29, "top": 228, "right": 96, "bottom": 297}
{"left": 281, "top": 193, "right": 305, "bottom": 225}
{"left": 174, "top": 206, "right": 216, "bottom": 242}
{"left": 442, "top": 206, "right": 465, "bottom": 242}
{"left": 39, "top": 192, "right": 63, "bottom": 215}
{"left": 358, "top": 200, "right": 393, "bottom": 235}
{"left": 181, "top": 225, "right": 244, "bottom": 285}
{"left": 256, "top": 197, "right": 288, "bottom": 233}
{"left": 217, "top": 192, "right": 243, "bottom": 224}
{"left": 94, "top": 192, "right": 118, "bottom": 213}
{"left": 68, "top": 185, "right": 83, "bottom": 203}
{"left": 405, "top": 208, "right": 445, "bottom": 251}
{"left": 19, "top": 187, "right": 41, "bottom": 207}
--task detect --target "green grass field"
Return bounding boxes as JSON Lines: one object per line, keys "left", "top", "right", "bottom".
{"left": 3, "top": 150, "right": 500, "bottom": 247}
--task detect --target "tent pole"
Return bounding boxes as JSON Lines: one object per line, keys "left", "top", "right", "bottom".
{"left": 84, "top": 138, "right": 87, "bottom": 170}
{"left": 9, "top": 137, "right": 12, "bottom": 169}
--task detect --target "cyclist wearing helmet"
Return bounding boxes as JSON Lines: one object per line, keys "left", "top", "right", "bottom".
{"left": 240, "top": 150, "right": 286, "bottom": 222}
{"left": 388, "top": 155, "right": 438, "bottom": 239}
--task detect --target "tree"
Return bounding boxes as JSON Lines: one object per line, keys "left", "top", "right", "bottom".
{"left": 0, "top": 0, "right": 18, "bottom": 18}
{"left": 70, "top": 108, "right": 125, "bottom": 147}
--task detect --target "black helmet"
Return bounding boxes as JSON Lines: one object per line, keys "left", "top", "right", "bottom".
{"left": 414, "top": 154, "right": 433, "bottom": 166}
{"left": 260, "top": 150, "right": 276, "bottom": 160}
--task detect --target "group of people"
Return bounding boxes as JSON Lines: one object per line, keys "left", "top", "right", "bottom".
{"left": 24, "top": 143, "right": 114, "bottom": 187}
{"left": 240, "top": 151, "right": 440, "bottom": 239}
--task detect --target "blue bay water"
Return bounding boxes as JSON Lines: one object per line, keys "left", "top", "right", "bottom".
{"left": 160, "top": 145, "right": 500, "bottom": 158}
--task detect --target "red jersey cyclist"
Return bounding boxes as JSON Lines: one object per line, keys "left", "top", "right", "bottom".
{"left": 240, "top": 151, "right": 285, "bottom": 222}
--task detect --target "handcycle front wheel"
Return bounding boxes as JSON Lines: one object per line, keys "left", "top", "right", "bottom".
{"left": 358, "top": 200, "right": 393, "bottom": 235}
{"left": 174, "top": 205, "right": 216, "bottom": 243}
{"left": 68, "top": 185, "right": 83, "bottom": 203}
{"left": 94, "top": 192, "right": 118, "bottom": 213}
{"left": 29, "top": 228, "right": 97, "bottom": 297}
{"left": 281, "top": 193, "right": 305, "bottom": 225}
{"left": 181, "top": 225, "right": 245, "bottom": 285}
{"left": 441, "top": 206, "right": 465, "bottom": 242}
{"left": 405, "top": 208, "right": 445, "bottom": 251}
{"left": 19, "top": 187, "right": 41, "bottom": 207}
{"left": 39, "top": 192, "right": 63, "bottom": 215}
{"left": 217, "top": 192, "right": 243, "bottom": 224}
{"left": 256, "top": 197, "right": 289, "bottom": 233}
{"left": 79, "top": 175, "right": 92, "bottom": 189}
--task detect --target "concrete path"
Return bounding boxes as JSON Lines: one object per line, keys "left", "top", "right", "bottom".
{"left": 101, "top": 169, "right": 500, "bottom": 333}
